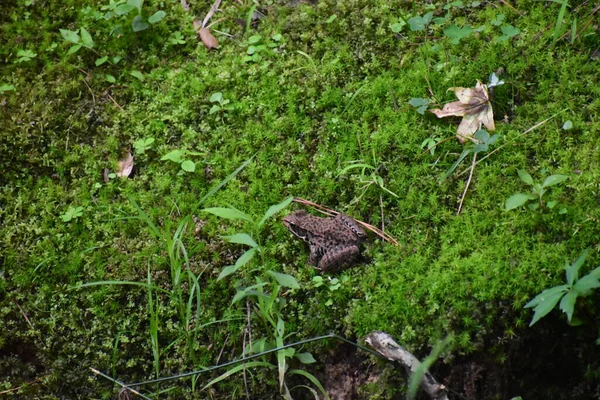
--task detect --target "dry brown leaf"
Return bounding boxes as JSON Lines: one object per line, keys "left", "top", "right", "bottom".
{"left": 116, "top": 152, "right": 134, "bottom": 178}
{"left": 430, "top": 80, "right": 495, "bottom": 143}
{"left": 198, "top": 26, "right": 219, "bottom": 49}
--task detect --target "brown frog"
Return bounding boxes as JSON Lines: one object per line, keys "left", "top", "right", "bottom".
{"left": 283, "top": 210, "right": 366, "bottom": 272}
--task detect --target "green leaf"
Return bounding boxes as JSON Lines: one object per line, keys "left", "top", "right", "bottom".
{"left": 338, "top": 163, "right": 376, "bottom": 176}
{"left": 525, "top": 286, "right": 569, "bottom": 326}
{"left": 60, "top": 29, "right": 80, "bottom": 44}
{"left": 221, "top": 233, "right": 258, "bottom": 248}
{"left": 562, "top": 120, "right": 573, "bottom": 130}
{"left": 408, "top": 97, "right": 430, "bottom": 107}
{"left": 542, "top": 174, "right": 568, "bottom": 188}
{"left": 559, "top": 290, "right": 577, "bottom": 321}
{"left": 505, "top": 193, "right": 536, "bottom": 210}
{"left": 105, "top": 74, "right": 116, "bottom": 83}
{"left": 266, "top": 271, "right": 300, "bottom": 289}
{"left": 0, "top": 84, "right": 16, "bottom": 93}
{"left": 148, "top": 10, "right": 166, "bottom": 24}
{"left": 202, "top": 207, "right": 254, "bottom": 223}
{"left": 517, "top": 169, "right": 533, "bottom": 185}
{"left": 132, "top": 15, "right": 149, "bottom": 32}
{"left": 127, "top": 0, "right": 143, "bottom": 13}
{"left": 115, "top": 3, "right": 135, "bottom": 15}
{"left": 209, "top": 92, "right": 223, "bottom": 103}
{"left": 408, "top": 12, "right": 433, "bottom": 31}
{"left": 565, "top": 249, "right": 589, "bottom": 285}
{"left": 202, "top": 361, "right": 275, "bottom": 391}
{"left": 67, "top": 44, "right": 82, "bottom": 55}
{"left": 217, "top": 248, "right": 257, "bottom": 280}
{"left": 391, "top": 21, "right": 406, "bottom": 33}
{"left": 80, "top": 27, "right": 94, "bottom": 48}
{"left": 129, "top": 70, "right": 145, "bottom": 81}
{"left": 573, "top": 269, "right": 600, "bottom": 295}
{"left": 500, "top": 24, "right": 520, "bottom": 38}
{"left": 181, "top": 160, "right": 196, "bottom": 172}
{"left": 161, "top": 149, "right": 185, "bottom": 163}
{"left": 444, "top": 24, "right": 474, "bottom": 44}
{"left": 525, "top": 284, "right": 569, "bottom": 308}
{"left": 95, "top": 56, "right": 108, "bottom": 66}
{"left": 547, "top": 200, "right": 557, "bottom": 209}
{"left": 288, "top": 369, "right": 330, "bottom": 400}
{"left": 231, "top": 283, "right": 268, "bottom": 304}
{"left": 258, "top": 196, "right": 294, "bottom": 227}
{"left": 295, "top": 352, "right": 316, "bottom": 364}
{"left": 326, "top": 14, "right": 337, "bottom": 23}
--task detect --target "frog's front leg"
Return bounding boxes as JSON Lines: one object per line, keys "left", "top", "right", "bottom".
{"left": 317, "top": 245, "right": 361, "bottom": 272}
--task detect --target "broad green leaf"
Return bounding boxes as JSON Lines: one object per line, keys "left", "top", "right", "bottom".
{"left": 573, "top": 268, "right": 600, "bottom": 295}
{"left": 500, "top": 24, "right": 520, "bottom": 38}
{"left": 115, "top": 3, "right": 135, "bottom": 15}
{"left": 527, "top": 289, "right": 568, "bottom": 326}
{"left": 276, "top": 332, "right": 285, "bottom": 390}
{"left": 517, "top": 169, "right": 533, "bottom": 185}
{"left": 222, "top": 233, "right": 258, "bottom": 247}
{"left": 127, "top": 0, "right": 143, "bottom": 13}
{"left": 525, "top": 284, "right": 569, "bottom": 308}
{"left": 67, "top": 44, "right": 82, "bottom": 55}
{"left": 542, "top": 174, "right": 568, "bottom": 188}
{"left": 60, "top": 29, "right": 80, "bottom": 44}
{"left": 444, "top": 24, "right": 474, "bottom": 44}
{"left": 209, "top": 92, "right": 223, "bottom": 103}
{"left": 266, "top": 271, "right": 300, "bottom": 289}
{"left": 161, "top": 149, "right": 185, "bottom": 163}
{"left": 95, "top": 56, "right": 108, "bottom": 66}
{"left": 505, "top": 193, "right": 535, "bottom": 210}
{"left": 181, "top": 160, "right": 195, "bottom": 172}
{"left": 408, "top": 98, "right": 430, "bottom": 107}
{"left": 258, "top": 196, "right": 293, "bottom": 227}
{"left": 105, "top": 74, "right": 116, "bottom": 83}
{"left": 547, "top": 200, "right": 557, "bottom": 209}
{"left": 80, "top": 27, "right": 94, "bottom": 48}
{"left": 132, "top": 15, "right": 149, "bottom": 32}
{"left": 130, "top": 70, "right": 144, "bottom": 81}
{"left": 562, "top": 120, "right": 573, "bottom": 130}
{"left": 202, "top": 207, "right": 254, "bottom": 223}
{"left": 565, "top": 248, "right": 589, "bottom": 285}
{"left": 295, "top": 352, "right": 316, "bottom": 364}
{"left": 217, "top": 248, "right": 257, "bottom": 280}
{"left": 408, "top": 12, "right": 433, "bottom": 31}
{"left": 148, "top": 10, "right": 166, "bottom": 24}
{"left": 559, "top": 290, "right": 577, "bottom": 321}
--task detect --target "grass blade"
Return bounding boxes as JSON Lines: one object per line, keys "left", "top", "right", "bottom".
{"left": 195, "top": 155, "right": 254, "bottom": 209}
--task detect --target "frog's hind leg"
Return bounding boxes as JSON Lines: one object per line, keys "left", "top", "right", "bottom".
{"left": 317, "top": 245, "right": 361, "bottom": 272}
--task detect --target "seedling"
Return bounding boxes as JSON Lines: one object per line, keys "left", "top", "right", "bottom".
{"left": 168, "top": 31, "right": 185, "bottom": 45}
{"left": 101, "top": 0, "right": 166, "bottom": 34}
{"left": 209, "top": 92, "right": 233, "bottom": 114}
{"left": 133, "top": 137, "right": 155, "bottom": 154}
{"left": 160, "top": 148, "right": 203, "bottom": 172}
{"left": 15, "top": 49, "right": 37, "bottom": 63}
{"left": 338, "top": 157, "right": 399, "bottom": 206}
{"left": 442, "top": 129, "right": 500, "bottom": 180}
{"left": 505, "top": 170, "right": 569, "bottom": 211}
{"left": 60, "top": 206, "right": 84, "bottom": 222}
{"left": 525, "top": 249, "right": 600, "bottom": 326}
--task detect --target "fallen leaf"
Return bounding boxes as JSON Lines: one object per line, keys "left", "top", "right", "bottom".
{"left": 198, "top": 26, "right": 219, "bottom": 49}
{"left": 116, "top": 152, "right": 134, "bottom": 178}
{"left": 429, "top": 80, "right": 495, "bottom": 143}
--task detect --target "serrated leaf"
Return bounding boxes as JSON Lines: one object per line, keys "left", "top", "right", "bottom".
{"left": 258, "top": 196, "right": 293, "bottom": 227}
{"left": 295, "top": 352, "right": 316, "bottom": 364}
{"left": 202, "top": 207, "right": 254, "bottom": 223}
{"left": 181, "top": 160, "right": 195, "bottom": 172}
{"left": 559, "top": 290, "right": 577, "bottom": 322}
{"left": 542, "top": 174, "right": 568, "bottom": 188}
{"left": 266, "top": 271, "right": 300, "bottom": 289}
{"left": 527, "top": 289, "right": 566, "bottom": 326}
{"left": 221, "top": 233, "right": 258, "bottom": 248}
{"left": 505, "top": 193, "right": 535, "bottom": 210}
{"left": 80, "top": 27, "right": 94, "bottom": 48}
{"left": 231, "top": 283, "right": 268, "bottom": 304}
{"left": 132, "top": 15, "right": 149, "bottom": 32}
{"left": 148, "top": 10, "right": 166, "bottom": 24}
{"left": 517, "top": 170, "right": 533, "bottom": 185}
{"left": 60, "top": 29, "right": 80, "bottom": 44}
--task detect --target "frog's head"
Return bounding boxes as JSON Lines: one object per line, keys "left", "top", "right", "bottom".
{"left": 282, "top": 210, "right": 312, "bottom": 242}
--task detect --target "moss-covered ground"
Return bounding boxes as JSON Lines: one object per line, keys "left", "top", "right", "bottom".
{"left": 1, "top": 0, "right": 600, "bottom": 398}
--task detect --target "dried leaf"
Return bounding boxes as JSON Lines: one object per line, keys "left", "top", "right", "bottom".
{"left": 116, "top": 152, "right": 134, "bottom": 178}
{"left": 430, "top": 80, "right": 495, "bottom": 143}
{"left": 198, "top": 27, "right": 219, "bottom": 49}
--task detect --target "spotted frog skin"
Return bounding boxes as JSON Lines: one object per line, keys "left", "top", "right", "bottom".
{"left": 283, "top": 210, "right": 366, "bottom": 272}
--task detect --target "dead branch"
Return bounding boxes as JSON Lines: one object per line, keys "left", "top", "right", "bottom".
{"left": 365, "top": 331, "right": 449, "bottom": 400}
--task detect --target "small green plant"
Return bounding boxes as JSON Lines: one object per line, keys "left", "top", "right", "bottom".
{"left": 408, "top": 98, "right": 430, "bottom": 115}
{"left": 444, "top": 24, "right": 474, "bottom": 44}
{"left": 505, "top": 170, "right": 569, "bottom": 211}
{"left": 60, "top": 27, "right": 94, "bottom": 55}
{"left": 443, "top": 129, "right": 500, "bottom": 180}
{"left": 242, "top": 33, "right": 283, "bottom": 63}
{"left": 101, "top": 0, "right": 166, "bottom": 34}
{"left": 420, "top": 134, "right": 442, "bottom": 156}
{"left": 525, "top": 249, "right": 600, "bottom": 326}
{"left": 133, "top": 137, "right": 155, "bottom": 154}
{"left": 160, "top": 148, "right": 203, "bottom": 172}
{"left": 312, "top": 275, "right": 347, "bottom": 306}
{"left": 60, "top": 206, "right": 84, "bottom": 222}
{"left": 168, "top": 31, "right": 186, "bottom": 45}
{"left": 338, "top": 151, "right": 399, "bottom": 205}
{"left": 208, "top": 92, "right": 233, "bottom": 115}
{"left": 14, "top": 49, "right": 37, "bottom": 63}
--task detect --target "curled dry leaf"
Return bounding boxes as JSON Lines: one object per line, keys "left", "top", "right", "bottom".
{"left": 199, "top": 26, "right": 219, "bottom": 49}
{"left": 116, "top": 152, "right": 134, "bottom": 178}
{"left": 430, "top": 80, "right": 495, "bottom": 143}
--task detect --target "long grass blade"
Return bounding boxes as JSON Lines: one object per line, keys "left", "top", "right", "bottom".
{"left": 195, "top": 155, "right": 254, "bottom": 209}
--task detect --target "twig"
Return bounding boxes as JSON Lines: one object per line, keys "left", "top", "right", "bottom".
{"left": 457, "top": 153, "right": 477, "bottom": 215}
{"left": 292, "top": 197, "right": 399, "bottom": 245}
{"left": 242, "top": 300, "right": 252, "bottom": 400}
{"left": 455, "top": 110, "right": 564, "bottom": 178}
{"left": 365, "top": 331, "right": 449, "bottom": 400}
{"left": 180, "top": 0, "right": 189, "bottom": 12}
{"left": 90, "top": 368, "right": 152, "bottom": 400}
{"left": 379, "top": 194, "right": 385, "bottom": 233}
{"left": 202, "top": 0, "right": 222, "bottom": 28}
{"left": 216, "top": 332, "right": 230, "bottom": 364}
{"left": 499, "top": 0, "right": 525, "bottom": 16}
{"left": 14, "top": 300, "right": 33, "bottom": 329}
{"left": 106, "top": 93, "right": 123, "bottom": 110}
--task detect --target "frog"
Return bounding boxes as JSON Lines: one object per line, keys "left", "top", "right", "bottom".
{"left": 282, "top": 210, "right": 367, "bottom": 272}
